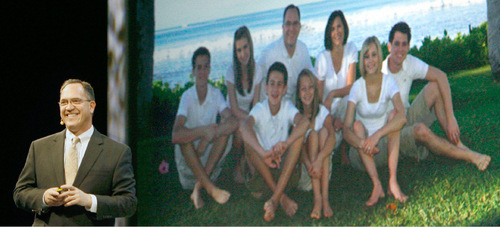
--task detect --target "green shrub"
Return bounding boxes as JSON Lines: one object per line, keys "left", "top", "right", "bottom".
{"left": 409, "top": 22, "right": 488, "bottom": 73}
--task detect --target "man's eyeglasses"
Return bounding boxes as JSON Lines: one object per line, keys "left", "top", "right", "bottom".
{"left": 58, "top": 98, "right": 91, "bottom": 106}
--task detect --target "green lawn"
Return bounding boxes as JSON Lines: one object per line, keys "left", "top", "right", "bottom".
{"left": 137, "top": 66, "right": 499, "bottom": 225}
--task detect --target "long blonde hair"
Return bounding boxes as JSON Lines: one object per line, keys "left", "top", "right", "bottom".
{"left": 295, "top": 69, "right": 320, "bottom": 120}
{"left": 358, "top": 36, "right": 383, "bottom": 78}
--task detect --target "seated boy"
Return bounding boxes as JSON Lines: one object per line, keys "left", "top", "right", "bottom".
{"left": 172, "top": 47, "right": 238, "bottom": 209}
{"left": 240, "top": 62, "right": 310, "bottom": 222}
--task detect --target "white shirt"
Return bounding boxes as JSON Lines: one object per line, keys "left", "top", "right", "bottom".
{"left": 177, "top": 84, "right": 228, "bottom": 128}
{"left": 249, "top": 99, "right": 299, "bottom": 151}
{"left": 381, "top": 54, "right": 429, "bottom": 111}
{"left": 258, "top": 36, "right": 316, "bottom": 102}
{"left": 348, "top": 74, "right": 400, "bottom": 136}
{"left": 314, "top": 42, "right": 358, "bottom": 103}
{"left": 312, "top": 105, "right": 330, "bottom": 132}
{"left": 225, "top": 64, "right": 263, "bottom": 112}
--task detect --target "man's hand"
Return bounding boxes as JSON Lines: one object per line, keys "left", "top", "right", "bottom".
{"left": 333, "top": 118, "right": 343, "bottom": 132}
{"left": 262, "top": 151, "right": 281, "bottom": 169}
{"left": 59, "top": 185, "right": 93, "bottom": 209}
{"left": 271, "top": 142, "right": 287, "bottom": 158}
{"left": 203, "top": 124, "right": 218, "bottom": 143}
{"left": 446, "top": 116, "right": 460, "bottom": 145}
{"left": 43, "top": 187, "right": 65, "bottom": 207}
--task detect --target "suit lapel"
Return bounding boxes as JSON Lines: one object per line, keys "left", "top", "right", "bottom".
{"left": 52, "top": 130, "right": 66, "bottom": 186}
{"left": 73, "top": 129, "right": 104, "bottom": 187}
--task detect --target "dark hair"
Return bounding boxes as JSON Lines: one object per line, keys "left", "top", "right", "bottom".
{"left": 266, "top": 62, "right": 288, "bottom": 85}
{"left": 283, "top": 4, "right": 300, "bottom": 22}
{"left": 296, "top": 69, "right": 320, "bottom": 120}
{"left": 389, "top": 21, "right": 411, "bottom": 43}
{"left": 191, "top": 47, "right": 210, "bottom": 70}
{"left": 60, "top": 79, "right": 95, "bottom": 101}
{"left": 324, "top": 10, "right": 349, "bottom": 49}
{"left": 233, "top": 26, "right": 255, "bottom": 96}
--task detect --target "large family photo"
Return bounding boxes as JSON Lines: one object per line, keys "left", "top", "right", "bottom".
{"left": 138, "top": 0, "right": 499, "bottom": 225}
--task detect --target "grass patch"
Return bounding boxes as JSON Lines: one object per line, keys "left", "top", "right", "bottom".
{"left": 137, "top": 66, "right": 499, "bottom": 225}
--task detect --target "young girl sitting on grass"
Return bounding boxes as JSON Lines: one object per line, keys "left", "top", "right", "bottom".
{"left": 296, "top": 69, "right": 337, "bottom": 219}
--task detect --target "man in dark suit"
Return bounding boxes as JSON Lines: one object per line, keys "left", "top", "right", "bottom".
{"left": 13, "top": 79, "right": 137, "bottom": 225}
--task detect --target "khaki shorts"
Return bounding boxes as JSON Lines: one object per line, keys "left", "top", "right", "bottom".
{"left": 400, "top": 89, "right": 437, "bottom": 160}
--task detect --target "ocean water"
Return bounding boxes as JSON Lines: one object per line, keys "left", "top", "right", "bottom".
{"left": 154, "top": 0, "right": 487, "bottom": 87}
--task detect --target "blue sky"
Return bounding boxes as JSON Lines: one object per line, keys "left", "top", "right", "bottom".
{"left": 155, "top": 0, "right": 322, "bottom": 30}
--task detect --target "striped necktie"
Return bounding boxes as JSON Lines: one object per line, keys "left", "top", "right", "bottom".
{"left": 65, "top": 137, "right": 80, "bottom": 185}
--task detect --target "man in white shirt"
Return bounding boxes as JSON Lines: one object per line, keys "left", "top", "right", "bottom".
{"left": 14, "top": 79, "right": 137, "bottom": 225}
{"left": 382, "top": 22, "right": 490, "bottom": 170}
{"left": 240, "top": 62, "right": 309, "bottom": 222}
{"left": 258, "top": 4, "right": 316, "bottom": 103}
{"left": 172, "top": 47, "right": 238, "bottom": 209}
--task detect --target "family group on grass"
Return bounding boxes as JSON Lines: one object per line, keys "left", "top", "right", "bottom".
{"left": 171, "top": 4, "right": 491, "bottom": 222}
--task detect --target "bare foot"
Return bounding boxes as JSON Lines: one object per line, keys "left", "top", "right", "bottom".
{"left": 210, "top": 187, "right": 231, "bottom": 205}
{"left": 388, "top": 180, "right": 408, "bottom": 203}
{"left": 190, "top": 185, "right": 205, "bottom": 209}
{"left": 473, "top": 154, "right": 491, "bottom": 171}
{"left": 365, "top": 184, "right": 385, "bottom": 207}
{"left": 310, "top": 197, "right": 322, "bottom": 219}
{"left": 322, "top": 198, "right": 333, "bottom": 218}
{"left": 280, "top": 194, "right": 298, "bottom": 217}
{"left": 263, "top": 199, "right": 278, "bottom": 222}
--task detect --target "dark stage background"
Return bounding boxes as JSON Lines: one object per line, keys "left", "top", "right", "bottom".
{"left": 1, "top": 1, "right": 108, "bottom": 225}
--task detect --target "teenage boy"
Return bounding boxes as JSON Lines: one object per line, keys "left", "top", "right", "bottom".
{"left": 381, "top": 22, "right": 490, "bottom": 170}
{"left": 240, "top": 62, "right": 310, "bottom": 222}
{"left": 258, "top": 4, "right": 316, "bottom": 102}
{"left": 172, "top": 47, "right": 238, "bottom": 209}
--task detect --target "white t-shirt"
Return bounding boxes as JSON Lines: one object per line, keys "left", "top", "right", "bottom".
{"left": 257, "top": 36, "right": 315, "bottom": 102}
{"left": 381, "top": 54, "right": 429, "bottom": 111}
{"left": 249, "top": 99, "right": 299, "bottom": 151}
{"left": 312, "top": 104, "right": 330, "bottom": 132}
{"left": 314, "top": 41, "right": 358, "bottom": 103}
{"left": 348, "top": 74, "right": 400, "bottom": 136}
{"left": 225, "top": 64, "right": 264, "bottom": 112}
{"left": 176, "top": 84, "right": 228, "bottom": 129}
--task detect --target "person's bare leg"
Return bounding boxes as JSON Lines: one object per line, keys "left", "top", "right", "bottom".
{"left": 321, "top": 158, "right": 333, "bottom": 217}
{"left": 244, "top": 143, "right": 281, "bottom": 222}
{"left": 191, "top": 135, "right": 231, "bottom": 208}
{"left": 339, "top": 141, "right": 350, "bottom": 166}
{"left": 232, "top": 130, "right": 245, "bottom": 183}
{"left": 386, "top": 111, "right": 408, "bottom": 203}
{"left": 353, "top": 121, "right": 385, "bottom": 206}
{"left": 423, "top": 83, "right": 491, "bottom": 170}
{"left": 180, "top": 141, "right": 228, "bottom": 209}
{"left": 318, "top": 128, "right": 333, "bottom": 217}
{"left": 307, "top": 131, "right": 322, "bottom": 219}
{"left": 413, "top": 123, "right": 491, "bottom": 170}
{"left": 271, "top": 136, "right": 304, "bottom": 217}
